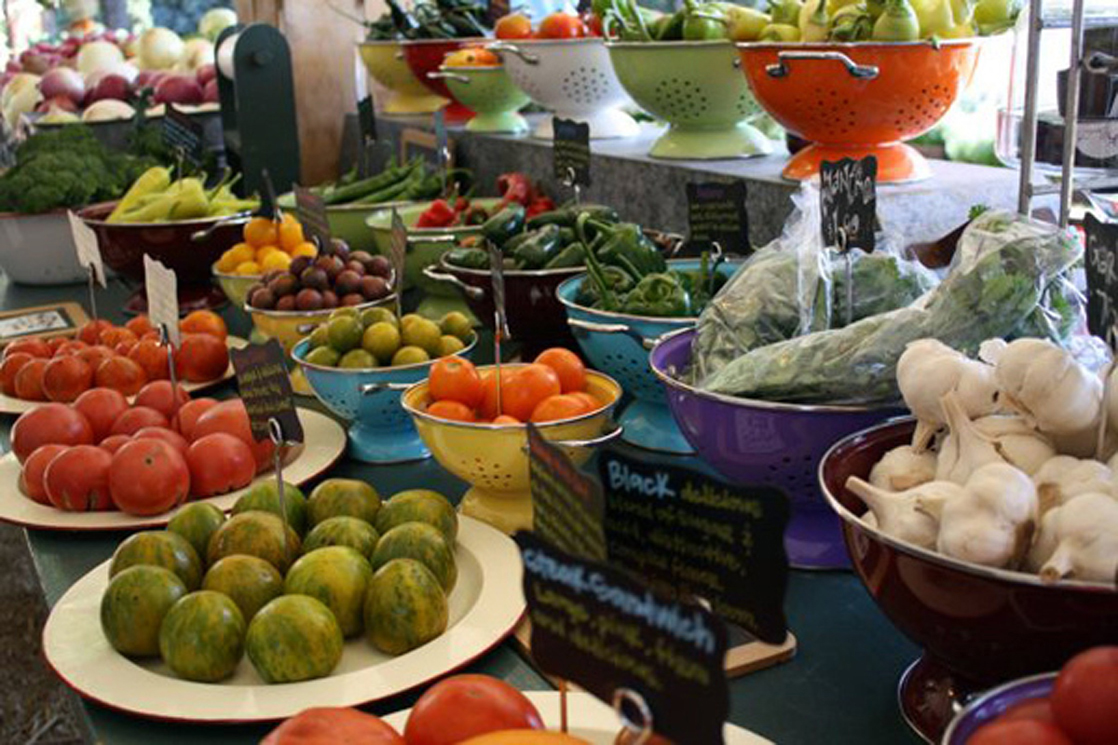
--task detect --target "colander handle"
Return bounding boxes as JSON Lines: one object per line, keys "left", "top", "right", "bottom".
{"left": 428, "top": 71, "right": 470, "bottom": 84}
{"left": 567, "top": 318, "right": 657, "bottom": 350}
{"left": 422, "top": 265, "right": 485, "bottom": 300}
{"left": 361, "top": 382, "right": 412, "bottom": 394}
{"left": 547, "top": 422, "right": 625, "bottom": 449}
{"left": 411, "top": 234, "right": 458, "bottom": 245}
{"left": 487, "top": 41, "right": 539, "bottom": 65}
{"left": 766, "top": 51, "right": 878, "bottom": 80}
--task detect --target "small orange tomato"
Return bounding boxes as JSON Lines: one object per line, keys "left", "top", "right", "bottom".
{"left": 495, "top": 13, "right": 533, "bottom": 39}
{"left": 479, "top": 369, "right": 517, "bottom": 421}
{"left": 492, "top": 414, "right": 521, "bottom": 425}
{"left": 429, "top": 357, "right": 483, "bottom": 408}
{"left": 568, "top": 391, "right": 602, "bottom": 413}
{"left": 179, "top": 310, "right": 228, "bottom": 340}
{"left": 427, "top": 400, "right": 477, "bottom": 422}
{"left": 534, "top": 348, "right": 586, "bottom": 393}
{"left": 537, "top": 12, "right": 588, "bottom": 39}
{"left": 502, "top": 364, "right": 561, "bottom": 422}
{"left": 243, "top": 216, "right": 279, "bottom": 248}
{"left": 530, "top": 393, "right": 592, "bottom": 423}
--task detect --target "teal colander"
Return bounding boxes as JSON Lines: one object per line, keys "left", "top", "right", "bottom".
{"left": 428, "top": 65, "right": 531, "bottom": 135}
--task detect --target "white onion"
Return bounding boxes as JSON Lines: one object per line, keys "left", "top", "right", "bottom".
{"left": 138, "top": 28, "right": 185, "bottom": 71}
{"left": 76, "top": 41, "right": 125, "bottom": 76}
{"left": 81, "top": 99, "right": 134, "bottom": 122}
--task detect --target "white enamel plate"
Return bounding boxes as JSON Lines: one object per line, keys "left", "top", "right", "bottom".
{"left": 0, "top": 407, "right": 345, "bottom": 531}
{"left": 43, "top": 516, "right": 525, "bottom": 723}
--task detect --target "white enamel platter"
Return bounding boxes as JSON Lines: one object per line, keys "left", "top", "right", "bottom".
{"left": 384, "top": 691, "right": 773, "bottom": 744}
{"left": 43, "top": 516, "right": 525, "bottom": 723}
{"left": 0, "top": 335, "right": 250, "bottom": 415}
{"left": 0, "top": 407, "right": 344, "bottom": 531}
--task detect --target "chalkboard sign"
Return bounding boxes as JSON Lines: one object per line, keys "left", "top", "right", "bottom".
{"left": 230, "top": 340, "right": 304, "bottom": 444}
{"left": 1084, "top": 213, "right": 1118, "bottom": 344}
{"left": 162, "top": 104, "right": 204, "bottom": 166}
{"left": 294, "top": 185, "right": 332, "bottom": 250}
{"left": 528, "top": 424, "right": 606, "bottom": 561}
{"left": 518, "top": 532, "right": 729, "bottom": 745}
{"left": 553, "top": 118, "right": 591, "bottom": 187}
{"left": 598, "top": 449, "right": 789, "bottom": 645}
{"left": 820, "top": 156, "right": 876, "bottom": 251}
{"left": 358, "top": 95, "right": 377, "bottom": 143}
{"left": 686, "top": 181, "right": 750, "bottom": 256}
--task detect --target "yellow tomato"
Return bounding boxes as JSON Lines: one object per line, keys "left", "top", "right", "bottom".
{"left": 290, "top": 241, "right": 318, "bottom": 259}
{"left": 278, "top": 218, "right": 305, "bottom": 251}
{"left": 243, "top": 217, "right": 279, "bottom": 248}
{"left": 260, "top": 251, "right": 292, "bottom": 272}
{"left": 254, "top": 245, "right": 282, "bottom": 262}
{"left": 233, "top": 260, "right": 261, "bottom": 276}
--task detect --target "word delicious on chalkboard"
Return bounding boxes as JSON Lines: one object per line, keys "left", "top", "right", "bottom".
{"left": 820, "top": 156, "right": 877, "bottom": 252}
{"left": 230, "top": 340, "right": 304, "bottom": 444}
{"left": 686, "top": 181, "right": 750, "bottom": 256}
{"left": 1084, "top": 213, "right": 1118, "bottom": 344}
{"left": 598, "top": 449, "right": 789, "bottom": 644}
{"left": 294, "top": 185, "right": 332, "bottom": 250}
{"left": 553, "top": 117, "right": 591, "bottom": 187}
{"left": 163, "top": 104, "right": 204, "bottom": 165}
{"left": 517, "top": 531, "right": 729, "bottom": 745}
{"left": 527, "top": 424, "right": 606, "bottom": 561}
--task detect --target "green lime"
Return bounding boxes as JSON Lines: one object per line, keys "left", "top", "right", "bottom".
{"left": 308, "top": 325, "right": 330, "bottom": 349}
{"left": 327, "top": 316, "right": 364, "bottom": 353}
{"left": 305, "top": 346, "right": 341, "bottom": 367}
{"left": 362, "top": 322, "right": 401, "bottom": 365}
{"left": 360, "top": 307, "right": 397, "bottom": 329}
{"left": 439, "top": 311, "right": 473, "bottom": 342}
{"left": 339, "top": 349, "right": 377, "bottom": 369}
{"left": 330, "top": 307, "right": 359, "bottom": 320}
{"left": 437, "top": 335, "right": 465, "bottom": 357}
{"left": 401, "top": 318, "right": 443, "bottom": 357}
{"left": 391, "top": 346, "right": 430, "bottom": 366}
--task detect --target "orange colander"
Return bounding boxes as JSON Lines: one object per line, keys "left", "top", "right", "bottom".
{"left": 737, "top": 40, "right": 982, "bottom": 183}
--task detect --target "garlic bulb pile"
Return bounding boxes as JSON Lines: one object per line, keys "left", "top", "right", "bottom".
{"left": 849, "top": 337, "right": 1118, "bottom": 585}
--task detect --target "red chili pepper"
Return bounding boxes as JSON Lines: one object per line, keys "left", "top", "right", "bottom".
{"left": 496, "top": 172, "right": 534, "bottom": 207}
{"left": 416, "top": 199, "right": 456, "bottom": 228}
{"left": 526, "top": 196, "right": 556, "bottom": 219}
{"left": 454, "top": 196, "right": 470, "bottom": 213}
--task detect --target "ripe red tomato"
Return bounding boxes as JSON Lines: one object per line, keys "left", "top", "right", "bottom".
{"left": 429, "top": 357, "right": 483, "bottom": 408}
{"left": 534, "top": 348, "right": 586, "bottom": 393}
{"left": 1001, "top": 698, "right": 1057, "bottom": 725}
{"left": 124, "top": 316, "right": 154, "bottom": 338}
{"left": 98, "top": 434, "right": 132, "bottom": 455}
{"left": 133, "top": 426, "right": 189, "bottom": 456}
{"left": 179, "top": 310, "right": 228, "bottom": 340}
{"left": 11, "top": 403, "right": 94, "bottom": 462}
{"left": 98, "top": 327, "right": 137, "bottom": 349}
{"left": 968, "top": 720, "right": 1073, "bottom": 745}
{"left": 4, "top": 338, "right": 51, "bottom": 359}
{"left": 134, "top": 380, "right": 190, "bottom": 421}
{"left": 73, "top": 387, "right": 130, "bottom": 443}
{"left": 95, "top": 356, "right": 147, "bottom": 397}
{"left": 76, "top": 345, "right": 115, "bottom": 371}
{"left": 1052, "top": 646, "right": 1118, "bottom": 745}
{"left": 427, "top": 400, "right": 477, "bottom": 422}
{"left": 54, "top": 340, "right": 88, "bottom": 357}
{"left": 0, "top": 352, "right": 33, "bottom": 396}
{"left": 186, "top": 433, "right": 256, "bottom": 498}
{"left": 403, "top": 674, "right": 544, "bottom": 745}
{"left": 14, "top": 358, "right": 48, "bottom": 401}
{"left": 77, "top": 320, "right": 113, "bottom": 345}
{"left": 529, "top": 393, "right": 592, "bottom": 423}
{"left": 20, "top": 444, "right": 68, "bottom": 504}
{"left": 128, "top": 339, "right": 171, "bottom": 381}
{"left": 44, "top": 445, "right": 113, "bottom": 511}
{"left": 261, "top": 707, "right": 403, "bottom": 745}
{"left": 568, "top": 391, "right": 602, "bottom": 413}
{"left": 502, "top": 364, "right": 561, "bottom": 422}
{"left": 113, "top": 340, "right": 137, "bottom": 357}
{"left": 583, "top": 12, "right": 603, "bottom": 36}
{"left": 108, "top": 439, "right": 191, "bottom": 516}
{"left": 173, "top": 397, "right": 219, "bottom": 441}
{"left": 110, "top": 406, "right": 170, "bottom": 436}
{"left": 42, "top": 355, "right": 93, "bottom": 403}
{"left": 175, "top": 333, "right": 229, "bottom": 383}
{"left": 45, "top": 337, "right": 67, "bottom": 355}
{"left": 492, "top": 414, "right": 521, "bottom": 425}
{"left": 536, "top": 12, "right": 588, "bottom": 39}
{"left": 495, "top": 12, "right": 533, "bottom": 39}
{"left": 479, "top": 369, "right": 517, "bottom": 421}
{"left": 192, "top": 399, "right": 275, "bottom": 473}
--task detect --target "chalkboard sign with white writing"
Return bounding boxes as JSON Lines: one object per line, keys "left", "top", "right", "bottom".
{"left": 1085, "top": 213, "right": 1118, "bottom": 345}
{"left": 162, "top": 104, "right": 204, "bottom": 166}
{"left": 820, "top": 156, "right": 876, "bottom": 251}
{"left": 294, "top": 185, "right": 332, "bottom": 251}
{"left": 528, "top": 424, "right": 606, "bottom": 561}
{"left": 686, "top": 181, "right": 750, "bottom": 256}
{"left": 553, "top": 118, "right": 591, "bottom": 187}
{"left": 231, "top": 340, "right": 304, "bottom": 444}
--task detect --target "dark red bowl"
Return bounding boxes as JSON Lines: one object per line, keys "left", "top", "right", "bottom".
{"left": 820, "top": 418, "right": 1118, "bottom": 742}
{"left": 402, "top": 38, "right": 481, "bottom": 123}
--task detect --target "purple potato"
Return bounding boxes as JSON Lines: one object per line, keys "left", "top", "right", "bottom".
{"left": 366, "top": 254, "right": 392, "bottom": 279}
{"left": 345, "top": 260, "right": 366, "bottom": 277}
{"left": 275, "top": 294, "right": 297, "bottom": 311}
{"left": 340, "top": 293, "right": 365, "bottom": 306}
{"left": 268, "top": 274, "right": 299, "bottom": 297}
{"left": 249, "top": 287, "right": 276, "bottom": 309}
{"left": 321, "top": 290, "right": 338, "bottom": 309}
{"left": 300, "top": 266, "right": 330, "bottom": 291}
{"left": 295, "top": 288, "right": 324, "bottom": 311}
{"left": 334, "top": 269, "right": 362, "bottom": 296}
{"left": 289, "top": 256, "right": 312, "bottom": 276}
{"left": 359, "top": 275, "right": 389, "bottom": 300}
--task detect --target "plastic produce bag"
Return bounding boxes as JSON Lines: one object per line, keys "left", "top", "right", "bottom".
{"left": 700, "top": 211, "right": 1083, "bottom": 404}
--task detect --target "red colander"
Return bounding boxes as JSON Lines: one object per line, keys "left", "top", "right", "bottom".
{"left": 402, "top": 38, "right": 482, "bottom": 124}
{"left": 737, "top": 40, "right": 982, "bottom": 182}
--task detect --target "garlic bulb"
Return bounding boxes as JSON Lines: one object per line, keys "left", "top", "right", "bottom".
{"left": 845, "top": 477, "right": 962, "bottom": 550}
{"left": 1032, "top": 455, "right": 1116, "bottom": 515}
{"left": 1025, "top": 492, "right": 1118, "bottom": 584}
{"left": 994, "top": 338, "right": 1103, "bottom": 437}
{"left": 935, "top": 392, "right": 1006, "bottom": 484}
{"left": 918, "top": 462, "right": 1038, "bottom": 569}
{"left": 869, "top": 445, "right": 937, "bottom": 491}
{"left": 896, "top": 340, "right": 999, "bottom": 452}
{"left": 970, "top": 415, "right": 1057, "bottom": 476}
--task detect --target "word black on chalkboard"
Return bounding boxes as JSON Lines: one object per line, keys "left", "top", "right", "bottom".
{"left": 820, "top": 156, "right": 877, "bottom": 252}
{"left": 517, "top": 532, "right": 729, "bottom": 745}
{"left": 294, "top": 186, "right": 332, "bottom": 251}
{"left": 162, "top": 104, "right": 204, "bottom": 166}
{"left": 527, "top": 424, "right": 605, "bottom": 561}
{"left": 553, "top": 118, "right": 591, "bottom": 188}
{"left": 358, "top": 96, "right": 377, "bottom": 143}
{"left": 686, "top": 181, "right": 750, "bottom": 256}
{"left": 598, "top": 449, "right": 789, "bottom": 644}
{"left": 230, "top": 340, "right": 304, "bottom": 444}
{"left": 1084, "top": 213, "right": 1118, "bottom": 344}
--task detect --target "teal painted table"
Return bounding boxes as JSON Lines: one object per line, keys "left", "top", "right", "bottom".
{"left": 4, "top": 273, "right": 922, "bottom": 744}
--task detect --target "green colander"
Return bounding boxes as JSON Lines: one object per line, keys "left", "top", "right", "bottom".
{"left": 607, "top": 40, "right": 773, "bottom": 160}
{"left": 428, "top": 66, "right": 530, "bottom": 135}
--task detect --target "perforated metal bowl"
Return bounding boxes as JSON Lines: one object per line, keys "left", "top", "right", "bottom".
{"left": 428, "top": 65, "right": 530, "bottom": 134}
{"left": 357, "top": 40, "right": 447, "bottom": 115}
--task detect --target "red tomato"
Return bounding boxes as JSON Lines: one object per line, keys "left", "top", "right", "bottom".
{"left": 99, "top": 327, "right": 137, "bottom": 349}
{"left": 77, "top": 319, "right": 113, "bottom": 345}
{"left": 968, "top": 720, "right": 1073, "bottom": 745}
{"left": 108, "top": 439, "right": 191, "bottom": 516}
{"left": 173, "top": 397, "right": 219, "bottom": 441}
{"left": 44, "top": 445, "right": 113, "bottom": 511}
{"left": 537, "top": 12, "right": 588, "bottom": 39}
{"left": 192, "top": 399, "right": 275, "bottom": 473}
{"left": 502, "top": 364, "right": 561, "bottom": 422}
{"left": 5, "top": 338, "right": 52, "bottom": 359}
{"left": 95, "top": 356, "right": 147, "bottom": 397}
{"left": 134, "top": 380, "right": 190, "bottom": 421}
{"left": 45, "top": 337, "right": 67, "bottom": 354}
{"left": 479, "top": 369, "right": 517, "bottom": 421}
{"left": 175, "top": 333, "right": 229, "bottom": 383}
{"left": 529, "top": 393, "right": 592, "bottom": 423}
{"left": 20, "top": 444, "right": 68, "bottom": 504}
{"left": 99, "top": 434, "right": 133, "bottom": 455}
{"left": 54, "top": 340, "right": 88, "bottom": 357}
{"left": 429, "top": 357, "right": 483, "bottom": 408}
{"left": 427, "top": 400, "right": 477, "bottom": 422}
{"left": 1001, "top": 698, "right": 1057, "bottom": 725}
{"left": 1052, "top": 646, "right": 1118, "bottom": 745}
{"left": 568, "top": 392, "right": 602, "bottom": 412}
{"left": 73, "top": 387, "right": 130, "bottom": 443}
{"left": 180, "top": 310, "right": 228, "bottom": 340}
{"left": 110, "top": 406, "right": 170, "bottom": 436}
{"left": 42, "top": 355, "right": 93, "bottom": 403}
{"left": 495, "top": 13, "right": 533, "bottom": 39}
{"left": 76, "top": 345, "right": 115, "bottom": 371}
{"left": 583, "top": 12, "right": 603, "bottom": 36}
{"left": 124, "top": 316, "right": 154, "bottom": 338}
{"left": 113, "top": 340, "right": 137, "bottom": 357}
{"left": 534, "top": 348, "right": 586, "bottom": 393}
{"left": 261, "top": 707, "right": 403, "bottom": 745}
{"left": 133, "top": 426, "right": 189, "bottom": 455}
{"left": 128, "top": 339, "right": 171, "bottom": 381}
{"left": 492, "top": 415, "right": 520, "bottom": 425}
{"left": 0, "top": 352, "right": 33, "bottom": 396}
{"left": 186, "top": 433, "right": 256, "bottom": 498}
{"left": 404, "top": 674, "right": 544, "bottom": 745}
{"left": 11, "top": 403, "right": 93, "bottom": 462}
{"left": 14, "top": 358, "right": 48, "bottom": 401}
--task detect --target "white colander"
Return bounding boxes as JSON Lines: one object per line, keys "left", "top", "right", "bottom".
{"left": 488, "top": 38, "right": 638, "bottom": 140}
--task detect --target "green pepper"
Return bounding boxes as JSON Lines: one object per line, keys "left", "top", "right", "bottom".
{"left": 480, "top": 204, "right": 525, "bottom": 245}
{"left": 544, "top": 243, "right": 586, "bottom": 270}
{"left": 682, "top": 0, "right": 729, "bottom": 40}
{"left": 577, "top": 265, "right": 635, "bottom": 307}
{"left": 557, "top": 227, "right": 576, "bottom": 246}
{"left": 620, "top": 273, "right": 692, "bottom": 317}
{"left": 500, "top": 229, "right": 535, "bottom": 254}
{"left": 526, "top": 204, "right": 619, "bottom": 230}
{"left": 513, "top": 224, "right": 563, "bottom": 270}
{"left": 591, "top": 221, "right": 667, "bottom": 278}
{"left": 446, "top": 247, "right": 489, "bottom": 269}
{"left": 576, "top": 213, "right": 629, "bottom": 311}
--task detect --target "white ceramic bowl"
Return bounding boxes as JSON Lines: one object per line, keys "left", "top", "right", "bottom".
{"left": 0, "top": 211, "right": 88, "bottom": 285}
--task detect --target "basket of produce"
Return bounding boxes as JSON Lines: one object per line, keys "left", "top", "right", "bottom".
{"left": 558, "top": 254, "right": 738, "bottom": 453}
{"left": 427, "top": 47, "right": 531, "bottom": 134}
{"left": 358, "top": 41, "right": 447, "bottom": 115}
{"left": 292, "top": 307, "right": 477, "bottom": 464}
{"left": 212, "top": 213, "right": 321, "bottom": 314}
{"left": 650, "top": 207, "right": 1082, "bottom": 569}
{"left": 403, "top": 354, "right": 622, "bottom": 533}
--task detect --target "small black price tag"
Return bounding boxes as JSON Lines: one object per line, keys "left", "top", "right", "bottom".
{"left": 390, "top": 209, "right": 408, "bottom": 292}
{"left": 517, "top": 532, "right": 730, "bottom": 745}
{"left": 294, "top": 185, "right": 332, "bottom": 250}
{"left": 527, "top": 423, "right": 606, "bottom": 561}
{"left": 820, "top": 156, "right": 877, "bottom": 251}
{"left": 1084, "top": 213, "right": 1118, "bottom": 345}
{"left": 487, "top": 0, "right": 511, "bottom": 26}
{"left": 599, "top": 449, "right": 789, "bottom": 644}
{"left": 230, "top": 339, "right": 304, "bottom": 444}
{"left": 553, "top": 117, "right": 591, "bottom": 188}
{"left": 358, "top": 95, "right": 377, "bottom": 143}
{"left": 686, "top": 181, "right": 751, "bottom": 256}
{"left": 162, "top": 104, "right": 204, "bottom": 166}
